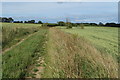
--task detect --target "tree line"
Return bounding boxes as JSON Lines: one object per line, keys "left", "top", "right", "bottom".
{"left": 0, "top": 17, "right": 120, "bottom": 27}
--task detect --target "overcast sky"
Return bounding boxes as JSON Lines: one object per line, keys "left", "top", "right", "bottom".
{"left": 2, "top": 2, "right": 118, "bottom": 23}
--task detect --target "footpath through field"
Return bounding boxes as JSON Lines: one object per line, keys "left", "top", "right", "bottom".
{"left": 2, "top": 28, "right": 48, "bottom": 78}
{"left": 3, "top": 32, "right": 38, "bottom": 54}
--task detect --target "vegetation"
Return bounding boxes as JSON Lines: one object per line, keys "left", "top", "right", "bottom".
{"left": 1, "top": 17, "right": 119, "bottom": 27}
{"left": 1, "top": 22, "right": 119, "bottom": 78}
{"left": 57, "top": 21, "right": 65, "bottom": 26}
{"left": 43, "top": 28, "right": 118, "bottom": 78}
{"left": 33, "top": 68, "right": 39, "bottom": 72}
{"left": 80, "top": 23, "right": 84, "bottom": 29}
{"left": 2, "top": 23, "right": 40, "bottom": 51}
{"left": 66, "top": 22, "right": 72, "bottom": 29}
{"left": 61, "top": 26, "right": 118, "bottom": 60}
{"left": 2, "top": 23, "right": 48, "bottom": 78}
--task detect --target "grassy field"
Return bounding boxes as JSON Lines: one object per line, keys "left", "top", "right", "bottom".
{"left": 60, "top": 26, "right": 118, "bottom": 60}
{"left": 2, "top": 23, "right": 41, "bottom": 51}
{"left": 43, "top": 28, "right": 118, "bottom": 78}
{"left": 2, "top": 29, "right": 47, "bottom": 78}
{"left": 2, "top": 23, "right": 48, "bottom": 78}
{"left": 1, "top": 23, "right": 119, "bottom": 78}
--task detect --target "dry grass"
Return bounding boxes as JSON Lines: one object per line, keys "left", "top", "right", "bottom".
{"left": 44, "top": 28, "right": 118, "bottom": 78}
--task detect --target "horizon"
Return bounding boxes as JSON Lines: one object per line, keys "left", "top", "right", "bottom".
{"left": 1, "top": 2, "right": 118, "bottom": 23}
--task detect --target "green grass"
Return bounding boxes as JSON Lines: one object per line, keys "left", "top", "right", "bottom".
{"left": 2, "top": 23, "right": 118, "bottom": 78}
{"left": 36, "top": 64, "right": 41, "bottom": 67}
{"left": 2, "top": 28, "right": 47, "bottom": 78}
{"left": 33, "top": 68, "right": 39, "bottom": 72}
{"left": 61, "top": 26, "right": 118, "bottom": 60}
{"left": 2, "top": 23, "right": 41, "bottom": 50}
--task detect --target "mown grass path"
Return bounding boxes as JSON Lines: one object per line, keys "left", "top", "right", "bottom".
{"left": 3, "top": 31, "right": 38, "bottom": 54}
{"left": 2, "top": 28, "right": 47, "bottom": 78}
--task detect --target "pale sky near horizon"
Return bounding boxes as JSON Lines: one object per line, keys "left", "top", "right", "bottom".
{"left": 1, "top": 0, "right": 120, "bottom": 2}
{"left": 1, "top": 2, "right": 118, "bottom": 23}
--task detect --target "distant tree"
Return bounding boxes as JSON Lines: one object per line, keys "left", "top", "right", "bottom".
{"left": 27, "top": 20, "right": 35, "bottom": 23}
{"left": 90, "top": 23, "right": 98, "bottom": 26}
{"left": 66, "top": 22, "right": 72, "bottom": 29}
{"left": 8, "top": 17, "right": 14, "bottom": 23}
{"left": 1, "top": 17, "right": 14, "bottom": 23}
{"left": 99, "top": 22, "right": 104, "bottom": 26}
{"left": 2, "top": 17, "right": 8, "bottom": 22}
{"left": 38, "top": 21, "right": 43, "bottom": 24}
{"left": 14, "top": 21, "right": 23, "bottom": 23}
{"left": 105, "top": 23, "right": 116, "bottom": 27}
{"left": 28, "top": 20, "right": 35, "bottom": 23}
{"left": 57, "top": 21, "right": 65, "bottom": 26}
{"left": 31, "top": 20, "right": 35, "bottom": 23}
{"left": 20, "top": 21, "right": 23, "bottom": 23}
{"left": 24, "top": 21, "right": 28, "bottom": 23}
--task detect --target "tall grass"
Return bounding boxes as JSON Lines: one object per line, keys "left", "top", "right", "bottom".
{"left": 61, "top": 27, "right": 118, "bottom": 60}
{"left": 43, "top": 28, "right": 118, "bottom": 78}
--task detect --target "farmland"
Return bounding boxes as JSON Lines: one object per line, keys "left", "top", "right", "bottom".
{"left": 61, "top": 26, "right": 118, "bottom": 60}
{"left": 1, "top": 23, "right": 119, "bottom": 78}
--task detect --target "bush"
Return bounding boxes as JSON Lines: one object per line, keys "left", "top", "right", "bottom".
{"left": 66, "top": 22, "right": 72, "bottom": 29}
{"left": 80, "top": 24, "right": 84, "bottom": 29}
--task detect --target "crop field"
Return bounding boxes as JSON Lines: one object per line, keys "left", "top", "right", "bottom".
{"left": 61, "top": 27, "right": 118, "bottom": 60}
{"left": 1, "top": 23, "right": 119, "bottom": 78}
{"left": 43, "top": 27, "right": 118, "bottom": 78}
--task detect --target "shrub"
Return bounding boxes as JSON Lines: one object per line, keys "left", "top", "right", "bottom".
{"left": 80, "top": 24, "right": 84, "bottom": 29}
{"left": 66, "top": 22, "right": 72, "bottom": 29}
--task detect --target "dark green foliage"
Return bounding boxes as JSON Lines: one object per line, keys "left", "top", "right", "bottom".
{"left": 66, "top": 22, "right": 72, "bottom": 29}
{"left": 47, "top": 23, "right": 58, "bottom": 27}
{"left": 14, "top": 21, "right": 23, "bottom": 23}
{"left": 99, "top": 22, "right": 104, "bottom": 26}
{"left": 24, "top": 20, "right": 35, "bottom": 23}
{"left": 0, "top": 17, "right": 14, "bottom": 23}
{"left": 57, "top": 21, "right": 65, "bottom": 26}
{"left": 38, "top": 21, "right": 43, "bottom": 24}
{"left": 33, "top": 68, "right": 39, "bottom": 72}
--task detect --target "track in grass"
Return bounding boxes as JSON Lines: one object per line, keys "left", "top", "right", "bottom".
{"left": 2, "top": 23, "right": 118, "bottom": 78}
{"left": 3, "top": 31, "right": 38, "bottom": 53}
{"left": 2, "top": 28, "right": 48, "bottom": 78}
